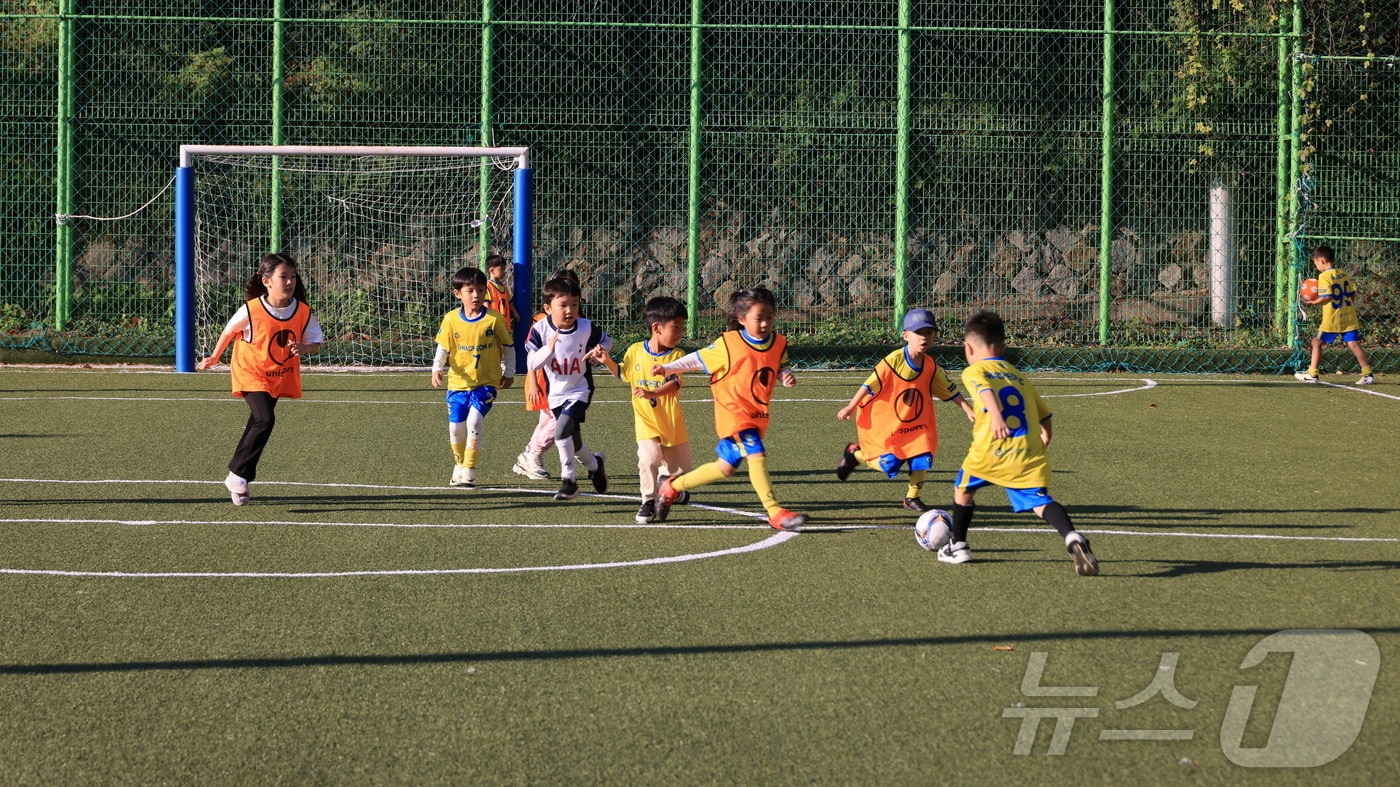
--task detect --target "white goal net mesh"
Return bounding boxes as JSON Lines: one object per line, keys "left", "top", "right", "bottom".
{"left": 191, "top": 152, "right": 519, "bottom": 366}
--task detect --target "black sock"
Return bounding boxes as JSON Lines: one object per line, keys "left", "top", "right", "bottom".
{"left": 951, "top": 503, "right": 974, "bottom": 544}
{"left": 1040, "top": 501, "right": 1077, "bottom": 541}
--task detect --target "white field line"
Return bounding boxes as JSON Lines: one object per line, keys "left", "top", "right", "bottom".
{"left": 0, "top": 377, "right": 1161, "bottom": 405}
{"left": 1312, "top": 381, "right": 1400, "bottom": 401}
{"left": 0, "top": 517, "right": 761, "bottom": 530}
{"left": 963, "top": 526, "right": 1399, "bottom": 544}
{"left": 0, "top": 531, "right": 798, "bottom": 578}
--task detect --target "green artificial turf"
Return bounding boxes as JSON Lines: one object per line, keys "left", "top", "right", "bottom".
{"left": 0, "top": 367, "right": 1396, "bottom": 783}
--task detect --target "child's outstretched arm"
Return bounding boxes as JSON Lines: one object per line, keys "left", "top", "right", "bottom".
{"left": 638, "top": 374, "right": 681, "bottom": 403}
{"left": 1040, "top": 415, "right": 1053, "bottom": 447}
{"left": 950, "top": 393, "right": 976, "bottom": 422}
{"left": 837, "top": 386, "right": 872, "bottom": 421}
{"left": 197, "top": 317, "right": 246, "bottom": 370}
{"left": 586, "top": 344, "right": 618, "bottom": 377}
{"left": 650, "top": 351, "right": 705, "bottom": 378}
{"left": 197, "top": 326, "right": 238, "bottom": 372}
{"left": 977, "top": 388, "right": 1011, "bottom": 439}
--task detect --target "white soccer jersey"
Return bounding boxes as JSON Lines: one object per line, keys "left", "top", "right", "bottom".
{"left": 525, "top": 315, "right": 612, "bottom": 409}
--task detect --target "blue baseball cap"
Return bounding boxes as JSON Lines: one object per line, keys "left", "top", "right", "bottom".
{"left": 902, "top": 308, "right": 938, "bottom": 332}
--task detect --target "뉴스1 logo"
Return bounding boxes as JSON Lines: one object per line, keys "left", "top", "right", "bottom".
{"left": 1002, "top": 630, "right": 1379, "bottom": 766}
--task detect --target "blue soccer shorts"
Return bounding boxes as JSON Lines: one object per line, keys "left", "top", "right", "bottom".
{"left": 446, "top": 386, "right": 497, "bottom": 423}
{"left": 715, "top": 428, "right": 765, "bottom": 466}
{"left": 953, "top": 469, "right": 1054, "bottom": 513}
{"left": 1319, "top": 330, "right": 1361, "bottom": 344}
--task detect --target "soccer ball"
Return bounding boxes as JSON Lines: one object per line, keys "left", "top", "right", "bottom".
{"left": 914, "top": 509, "right": 952, "bottom": 552}
{"left": 1300, "top": 278, "right": 1319, "bottom": 301}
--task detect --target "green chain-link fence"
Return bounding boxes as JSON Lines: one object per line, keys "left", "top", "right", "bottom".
{"left": 2, "top": 0, "right": 1396, "bottom": 371}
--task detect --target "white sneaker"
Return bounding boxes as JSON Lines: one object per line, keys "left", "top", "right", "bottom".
{"left": 1294, "top": 371, "right": 1319, "bottom": 383}
{"left": 464, "top": 467, "right": 476, "bottom": 487}
{"left": 938, "top": 540, "right": 972, "bottom": 564}
{"left": 1356, "top": 374, "right": 1375, "bottom": 385}
{"left": 450, "top": 466, "right": 474, "bottom": 487}
{"left": 224, "top": 472, "right": 249, "bottom": 506}
{"left": 512, "top": 452, "right": 550, "bottom": 480}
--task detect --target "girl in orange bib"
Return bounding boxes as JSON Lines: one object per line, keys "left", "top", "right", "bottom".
{"left": 199, "top": 253, "right": 323, "bottom": 505}
{"left": 650, "top": 287, "right": 808, "bottom": 531}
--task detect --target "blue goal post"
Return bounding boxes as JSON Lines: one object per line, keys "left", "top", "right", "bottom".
{"left": 174, "top": 144, "right": 532, "bottom": 372}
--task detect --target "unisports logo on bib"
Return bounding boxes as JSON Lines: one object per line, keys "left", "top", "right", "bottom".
{"left": 750, "top": 367, "right": 775, "bottom": 404}
{"left": 269, "top": 329, "right": 299, "bottom": 366}
{"left": 894, "top": 388, "right": 926, "bottom": 423}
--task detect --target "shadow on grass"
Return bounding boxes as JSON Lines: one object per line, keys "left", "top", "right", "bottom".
{"left": 5, "top": 625, "right": 1397, "bottom": 676}
{"left": 1122, "top": 558, "right": 1400, "bottom": 578}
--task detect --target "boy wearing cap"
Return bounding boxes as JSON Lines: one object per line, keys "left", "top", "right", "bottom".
{"left": 836, "top": 307, "right": 975, "bottom": 512}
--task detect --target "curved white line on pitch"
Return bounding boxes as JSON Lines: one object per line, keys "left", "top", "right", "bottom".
{"left": 0, "top": 480, "right": 790, "bottom": 578}
{"left": 1042, "top": 378, "right": 1157, "bottom": 398}
{"left": 0, "top": 517, "right": 760, "bottom": 530}
{"left": 0, "top": 531, "right": 797, "bottom": 579}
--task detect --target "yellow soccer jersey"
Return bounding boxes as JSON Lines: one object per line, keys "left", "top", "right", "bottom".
{"left": 959, "top": 358, "right": 1052, "bottom": 489}
{"left": 619, "top": 340, "right": 689, "bottom": 446}
{"left": 861, "top": 348, "right": 961, "bottom": 402}
{"left": 435, "top": 308, "right": 510, "bottom": 390}
{"left": 1317, "top": 267, "right": 1361, "bottom": 334}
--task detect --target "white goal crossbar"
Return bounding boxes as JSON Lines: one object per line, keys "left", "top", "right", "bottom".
{"left": 173, "top": 145, "right": 533, "bottom": 372}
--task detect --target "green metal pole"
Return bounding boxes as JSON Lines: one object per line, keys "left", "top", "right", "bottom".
{"left": 1272, "top": 5, "right": 1292, "bottom": 338}
{"left": 685, "top": 0, "right": 703, "bottom": 338}
{"left": 269, "top": 0, "right": 286, "bottom": 252}
{"left": 1287, "top": 0, "right": 1302, "bottom": 314}
{"left": 54, "top": 0, "right": 74, "bottom": 330}
{"left": 892, "top": 0, "right": 912, "bottom": 329}
{"left": 479, "top": 0, "right": 496, "bottom": 266}
{"left": 1096, "top": 0, "right": 1115, "bottom": 345}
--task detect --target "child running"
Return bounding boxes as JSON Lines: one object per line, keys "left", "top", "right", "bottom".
{"left": 945, "top": 310, "right": 1099, "bottom": 576}
{"left": 835, "top": 307, "right": 975, "bottom": 512}
{"left": 431, "top": 266, "right": 515, "bottom": 488}
{"left": 513, "top": 267, "right": 581, "bottom": 481}
{"left": 652, "top": 286, "right": 808, "bottom": 531}
{"left": 589, "top": 296, "right": 693, "bottom": 523}
{"left": 525, "top": 276, "right": 611, "bottom": 500}
{"left": 198, "top": 252, "right": 323, "bottom": 506}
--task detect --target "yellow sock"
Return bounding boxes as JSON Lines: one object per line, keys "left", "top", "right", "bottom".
{"left": 745, "top": 453, "right": 783, "bottom": 517}
{"left": 464, "top": 447, "right": 478, "bottom": 469}
{"left": 451, "top": 441, "right": 466, "bottom": 465}
{"left": 853, "top": 447, "right": 866, "bottom": 463}
{"left": 672, "top": 461, "right": 729, "bottom": 492}
{"left": 1362, "top": 365, "right": 1373, "bottom": 376}
{"left": 906, "top": 470, "right": 926, "bottom": 500}
{"left": 1308, "top": 367, "right": 1319, "bottom": 377}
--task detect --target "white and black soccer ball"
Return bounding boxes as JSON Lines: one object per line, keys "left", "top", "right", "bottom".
{"left": 914, "top": 509, "right": 952, "bottom": 552}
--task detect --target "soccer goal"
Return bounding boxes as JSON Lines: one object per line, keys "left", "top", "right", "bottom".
{"left": 174, "top": 145, "right": 532, "bottom": 371}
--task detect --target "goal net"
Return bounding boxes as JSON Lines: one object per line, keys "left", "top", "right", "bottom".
{"left": 175, "top": 146, "right": 531, "bottom": 369}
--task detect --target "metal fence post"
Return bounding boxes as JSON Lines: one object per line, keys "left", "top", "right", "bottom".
{"left": 1097, "top": 0, "right": 1116, "bottom": 346}
{"left": 893, "top": 0, "right": 912, "bottom": 330}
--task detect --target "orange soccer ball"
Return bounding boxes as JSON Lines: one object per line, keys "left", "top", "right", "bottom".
{"left": 1300, "top": 278, "right": 1319, "bottom": 302}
